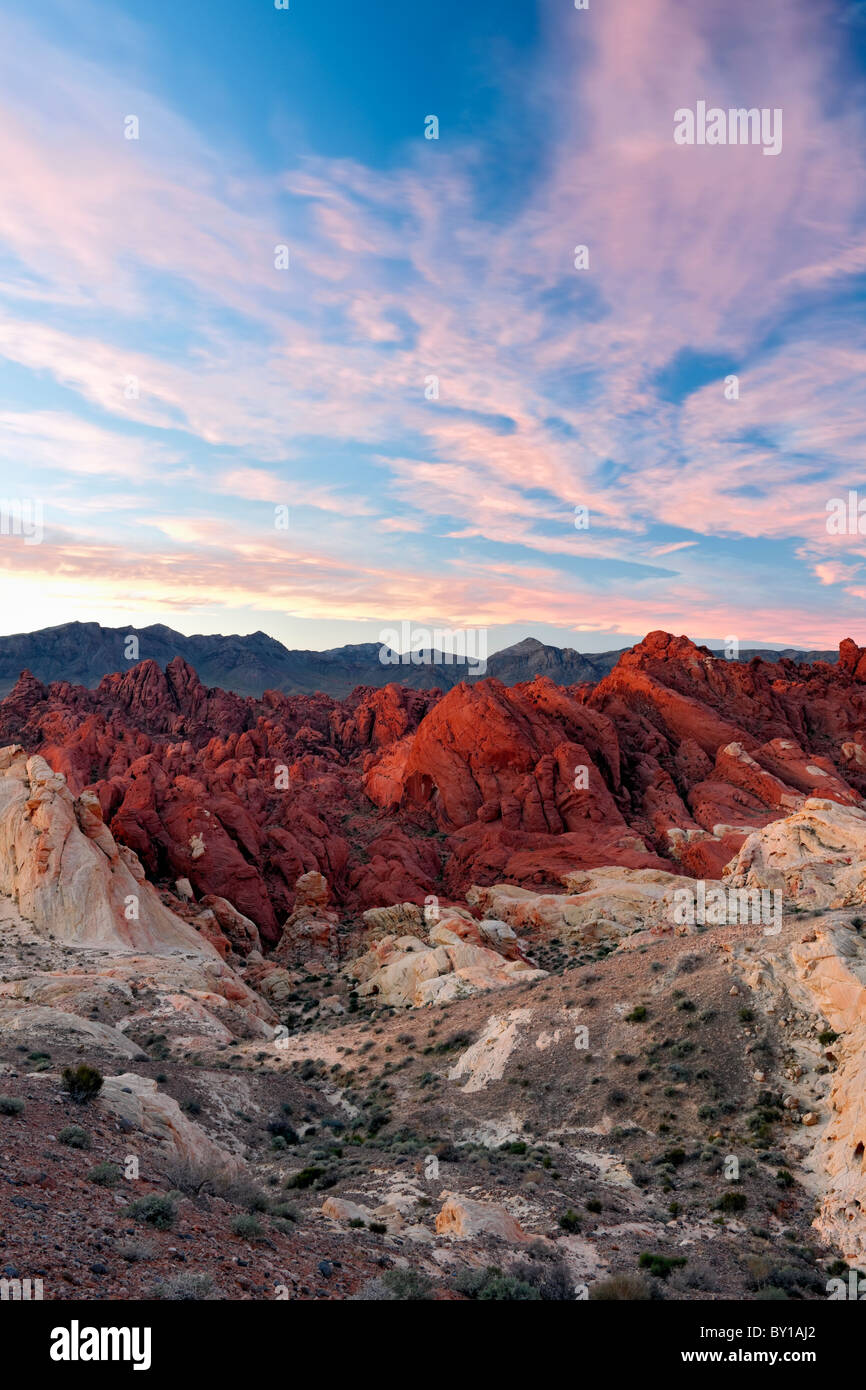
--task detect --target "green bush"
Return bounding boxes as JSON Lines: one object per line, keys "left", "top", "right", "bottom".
{"left": 559, "top": 1208, "right": 581, "bottom": 1232}
{"left": 639, "top": 1252, "right": 687, "bottom": 1279}
{"left": 0, "top": 1095, "right": 25, "bottom": 1115}
{"left": 285, "top": 1165, "right": 324, "bottom": 1190}
{"left": 625, "top": 1006, "right": 648, "bottom": 1023}
{"left": 268, "top": 1201, "right": 298, "bottom": 1222}
{"left": 87, "top": 1162, "right": 122, "bottom": 1187}
{"left": 58, "top": 1124, "right": 91, "bottom": 1149}
{"left": 231, "top": 1214, "right": 263, "bottom": 1239}
{"left": 61, "top": 1064, "right": 103, "bottom": 1103}
{"left": 715, "top": 1191, "right": 747, "bottom": 1213}
{"left": 124, "top": 1194, "right": 176, "bottom": 1229}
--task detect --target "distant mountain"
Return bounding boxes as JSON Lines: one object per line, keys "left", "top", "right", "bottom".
{"left": 0, "top": 621, "right": 840, "bottom": 700}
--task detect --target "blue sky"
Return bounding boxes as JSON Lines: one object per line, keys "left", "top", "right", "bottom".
{"left": 1, "top": 0, "right": 866, "bottom": 653}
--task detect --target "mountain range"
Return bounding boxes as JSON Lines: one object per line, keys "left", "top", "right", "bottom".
{"left": 0, "top": 621, "right": 839, "bottom": 699}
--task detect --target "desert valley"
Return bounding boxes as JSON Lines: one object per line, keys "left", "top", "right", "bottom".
{"left": 1, "top": 631, "right": 866, "bottom": 1302}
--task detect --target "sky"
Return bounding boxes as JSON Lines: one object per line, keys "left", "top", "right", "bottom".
{"left": 1, "top": 0, "right": 866, "bottom": 653}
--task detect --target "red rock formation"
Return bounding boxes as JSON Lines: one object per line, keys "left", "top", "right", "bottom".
{"left": 2, "top": 633, "right": 866, "bottom": 948}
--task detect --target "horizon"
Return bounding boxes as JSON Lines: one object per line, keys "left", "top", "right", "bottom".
{"left": 2, "top": 0, "right": 866, "bottom": 649}
{"left": 0, "top": 614, "right": 847, "bottom": 661}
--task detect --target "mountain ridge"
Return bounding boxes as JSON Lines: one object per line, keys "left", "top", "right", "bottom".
{"left": 0, "top": 620, "right": 839, "bottom": 699}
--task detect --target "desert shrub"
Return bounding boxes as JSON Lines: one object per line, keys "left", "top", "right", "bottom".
{"left": 559, "top": 1208, "right": 581, "bottom": 1232}
{"left": 379, "top": 1267, "right": 434, "bottom": 1300}
{"left": 268, "top": 1201, "right": 298, "bottom": 1222}
{"left": 58, "top": 1124, "right": 91, "bottom": 1149}
{"left": 675, "top": 954, "right": 702, "bottom": 974}
{"left": 157, "top": 1158, "right": 220, "bottom": 1196}
{"left": 214, "top": 1174, "right": 270, "bottom": 1210}
{"left": 267, "top": 1118, "right": 299, "bottom": 1145}
{"left": 87, "top": 1162, "right": 122, "bottom": 1187}
{"left": 61, "top": 1064, "right": 103, "bottom": 1103}
{"left": 585, "top": 1198, "right": 603, "bottom": 1214}
{"left": 124, "top": 1194, "right": 176, "bottom": 1229}
{"left": 151, "top": 1272, "right": 214, "bottom": 1301}
{"left": 590, "top": 1273, "right": 652, "bottom": 1300}
{"left": 510, "top": 1256, "right": 575, "bottom": 1301}
{"left": 285, "top": 1166, "right": 325, "bottom": 1190}
{"left": 115, "top": 1240, "right": 154, "bottom": 1263}
{"left": 715, "top": 1191, "right": 747, "bottom": 1213}
{"left": 231, "top": 1213, "right": 263, "bottom": 1239}
{"left": 639, "top": 1252, "right": 687, "bottom": 1279}
{"left": 476, "top": 1274, "right": 540, "bottom": 1301}
{"left": 625, "top": 1006, "right": 648, "bottom": 1023}
{"left": 667, "top": 1261, "right": 717, "bottom": 1293}
{"left": 0, "top": 1096, "right": 24, "bottom": 1115}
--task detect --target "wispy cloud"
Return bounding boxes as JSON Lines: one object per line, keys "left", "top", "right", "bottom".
{"left": 0, "top": 0, "right": 865, "bottom": 647}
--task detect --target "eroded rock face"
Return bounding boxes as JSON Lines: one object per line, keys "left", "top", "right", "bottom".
{"left": 725, "top": 798, "right": 866, "bottom": 912}
{"left": 0, "top": 666, "right": 440, "bottom": 936}
{"left": 362, "top": 635, "right": 866, "bottom": 896}
{"left": 469, "top": 866, "right": 700, "bottom": 947}
{"left": 725, "top": 801, "right": 866, "bottom": 1263}
{"left": 274, "top": 871, "right": 340, "bottom": 966}
{"left": 0, "top": 747, "right": 214, "bottom": 955}
{"left": 99, "top": 1073, "right": 239, "bottom": 1170}
{"left": 346, "top": 914, "right": 545, "bottom": 1008}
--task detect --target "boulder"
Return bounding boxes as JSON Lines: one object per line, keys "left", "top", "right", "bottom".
{"left": 435, "top": 1193, "right": 528, "bottom": 1242}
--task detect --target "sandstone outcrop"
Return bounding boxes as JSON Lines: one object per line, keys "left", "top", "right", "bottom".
{"left": 346, "top": 913, "right": 545, "bottom": 1007}
{"left": 0, "top": 747, "right": 214, "bottom": 954}
{"left": 274, "top": 870, "right": 339, "bottom": 966}
{"left": 725, "top": 798, "right": 866, "bottom": 912}
{"left": 435, "top": 1193, "right": 529, "bottom": 1242}
{"left": 99, "top": 1072, "right": 239, "bottom": 1169}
